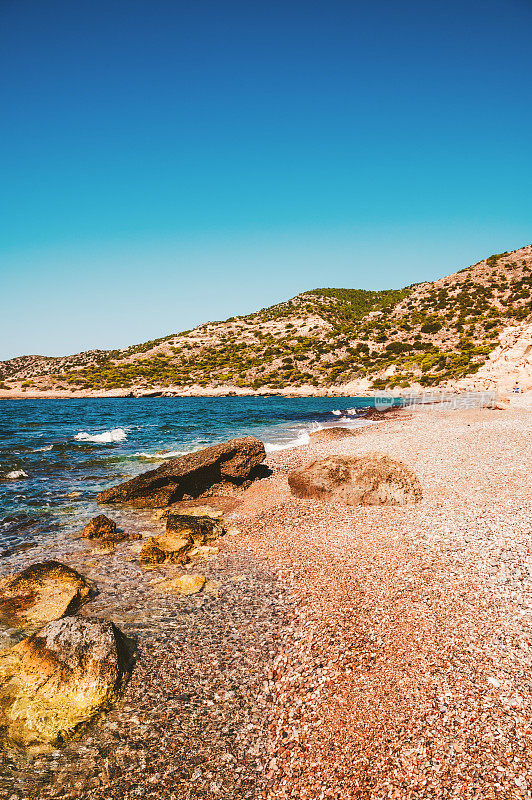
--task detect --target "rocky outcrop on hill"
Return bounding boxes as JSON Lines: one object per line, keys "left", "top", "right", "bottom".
{"left": 288, "top": 453, "right": 422, "bottom": 506}
{"left": 0, "top": 561, "right": 93, "bottom": 631}
{"left": 98, "top": 436, "right": 266, "bottom": 508}
{"left": 457, "top": 321, "right": 532, "bottom": 393}
{"left": 0, "top": 616, "right": 132, "bottom": 747}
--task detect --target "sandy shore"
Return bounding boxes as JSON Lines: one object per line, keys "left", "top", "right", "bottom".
{"left": 1, "top": 405, "right": 531, "bottom": 799}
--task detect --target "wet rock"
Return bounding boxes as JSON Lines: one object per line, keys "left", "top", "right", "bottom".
{"left": 152, "top": 574, "right": 206, "bottom": 595}
{"left": 139, "top": 530, "right": 194, "bottom": 566}
{"left": 0, "top": 616, "right": 133, "bottom": 748}
{"left": 82, "top": 514, "right": 140, "bottom": 543}
{"left": 165, "top": 496, "right": 243, "bottom": 514}
{"left": 204, "top": 578, "right": 222, "bottom": 594}
{"left": 309, "top": 427, "right": 360, "bottom": 443}
{"left": 97, "top": 436, "right": 266, "bottom": 508}
{"left": 166, "top": 508, "right": 225, "bottom": 544}
{"left": 288, "top": 453, "right": 422, "bottom": 506}
{"left": 141, "top": 506, "right": 227, "bottom": 566}
{"left": 0, "top": 561, "right": 94, "bottom": 630}
{"left": 188, "top": 545, "right": 219, "bottom": 562}
{"left": 82, "top": 515, "right": 116, "bottom": 540}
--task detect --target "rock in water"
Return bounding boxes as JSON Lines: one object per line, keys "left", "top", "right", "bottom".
{"left": 82, "top": 514, "right": 140, "bottom": 543}
{"left": 166, "top": 508, "right": 225, "bottom": 543}
{"left": 97, "top": 436, "right": 266, "bottom": 508}
{"left": 153, "top": 574, "right": 206, "bottom": 595}
{"left": 139, "top": 530, "right": 194, "bottom": 566}
{"left": 0, "top": 561, "right": 94, "bottom": 630}
{"left": 82, "top": 514, "right": 116, "bottom": 539}
{"left": 0, "top": 616, "right": 133, "bottom": 747}
{"left": 140, "top": 506, "right": 226, "bottom": 566}
{"left": 288, "top": 453, "right": 422, "bottom": 506}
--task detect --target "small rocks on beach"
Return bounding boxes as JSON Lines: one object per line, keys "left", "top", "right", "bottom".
{"left": 140, "top": 505, "right": 227, "bottom": 566}
{"left": 309, "top": 426, "right": 360, "bottom": 443}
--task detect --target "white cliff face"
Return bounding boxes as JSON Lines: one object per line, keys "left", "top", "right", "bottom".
{"left": 457, "top": 322, "right": 532, "bottom": 393}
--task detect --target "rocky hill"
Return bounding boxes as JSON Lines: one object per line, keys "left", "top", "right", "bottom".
{"left": 1, "top": 244, "right": 531, "bottom": 395}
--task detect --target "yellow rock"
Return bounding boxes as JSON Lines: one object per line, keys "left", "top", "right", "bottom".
{"left": 153, "top": 574, "right": 206, "bottom": 595}
{"left": 204, "top": 579, "right": 222, "bottom": 594}
{"left": 0, "top": 617, "right": 132, "bottom": 747}
{"left": 182, "top": 506, "right": 224, "bottom": 519}
{"left": 158, "top": 505, "right": 224, "bottom": 520}
{"left": 139, "top": 530, "right": 193, "bottom": 565}
{"left": 188, "top": 545, "right": 219, "bottom": 561}
{"left": 0, "top": 561, "right": 93, "bottom": 631}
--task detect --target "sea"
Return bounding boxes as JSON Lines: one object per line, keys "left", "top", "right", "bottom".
{"left": 0, "top": 396, "right": 387, "bottom": 558}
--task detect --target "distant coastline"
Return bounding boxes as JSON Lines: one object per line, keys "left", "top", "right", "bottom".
{"left": 0, "top": 384, "right": 487, "bottom": 400}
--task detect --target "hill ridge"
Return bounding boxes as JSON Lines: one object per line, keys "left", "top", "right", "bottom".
{"left": 1, "top": 243, "right": 531, "bottom": 395}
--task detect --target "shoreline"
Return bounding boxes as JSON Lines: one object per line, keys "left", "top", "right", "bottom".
{"left": 1, "top": 388, "right": 386, "bottom": 399}
{"left": 1, "top": 404, "right": 532, "bottom": 798}
{"left": 0, "top": 386, "right": 513, "bottom": 400}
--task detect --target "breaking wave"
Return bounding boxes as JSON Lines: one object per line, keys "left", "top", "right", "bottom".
{"left": 133, "top": 448, "right": 188, "bottom": 460}
{"left": 74, "top": 427, "right": 127, "bottom": 444}
{"left": 264, "top": 430, "right": 310, "bottom": 452}
{"left": 5, "top": 470, "right": 28, "bottom": 480}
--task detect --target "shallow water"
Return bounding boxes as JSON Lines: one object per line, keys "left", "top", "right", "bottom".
{"left": 0, "top": 396, "right": 380, "bottom": 557}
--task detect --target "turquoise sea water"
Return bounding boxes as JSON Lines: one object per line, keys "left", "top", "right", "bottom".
{"left": 0, "top": 396, "right": 383, "bottom": 556}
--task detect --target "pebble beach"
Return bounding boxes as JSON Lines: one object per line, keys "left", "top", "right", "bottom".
{"left": 1, "top": 403, "right": 531, "bottom": 799}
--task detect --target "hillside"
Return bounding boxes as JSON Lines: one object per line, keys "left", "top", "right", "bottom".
{"left": 1, "top": 244, "right": 531, "bottom": 395}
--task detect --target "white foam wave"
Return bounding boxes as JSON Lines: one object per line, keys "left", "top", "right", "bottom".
{"left": 32, "top": 445, "right": 53, "bottom": 452}
{"left": 332, "top": 409, "right": 341, "bottom": 415}
{"left": 5, "top": 470, "right": 28, "bottom": 479}
{"left": 264, "top": 431, "right": 310, "bottom": 452}
{"left": 74, "top": 427, "right": 127, "bottom": 444}
{"left": 134, "top": 448, "right": 187, "bottom": 459}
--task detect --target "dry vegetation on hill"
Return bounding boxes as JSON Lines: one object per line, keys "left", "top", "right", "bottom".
{"left": 1, "top": 244, "right": 531, "bottom": 394}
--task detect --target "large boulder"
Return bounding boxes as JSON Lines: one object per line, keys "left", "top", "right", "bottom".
{"left": 0, "top": 561, "right": 94, "bottom": 631}
{"left": 288, "top": 453, "right": 422, "bottom": 506}
{"left": 0, "top": 616, "right": 133, "bottom": 747}
{"left": 97, "top": 436, "right": 266, "bottom": 508}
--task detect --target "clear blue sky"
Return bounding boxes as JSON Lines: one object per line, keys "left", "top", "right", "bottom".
{"left": 1, "top": 0, "right": 531, "bottom": 359}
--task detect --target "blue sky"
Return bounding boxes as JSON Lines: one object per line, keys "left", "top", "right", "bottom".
{"left": 1, "top": 0, "right": 531, "bottom": 359}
